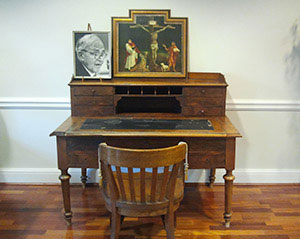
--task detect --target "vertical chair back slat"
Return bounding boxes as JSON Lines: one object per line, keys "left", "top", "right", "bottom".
{"left": 140, "top": 168, "right": 146, "bottom": 203}
{"left": 150, "top": 167, "right": 158, "bottom": 202}
{"left": 159, "top": 166, "right": 170, "bottom": 201}
{"left": 128, "top": 167, "right": 136, "bottom": 202}
{"left": 116, "top": 166, "right": 127, "bottom": 201}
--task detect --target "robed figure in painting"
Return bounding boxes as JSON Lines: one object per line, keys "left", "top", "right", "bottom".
{"left": 125, "top": 39, "right": 140, "bottom": 71}
{"left": 163, "top": 42, "right": 180, "bottom": 72}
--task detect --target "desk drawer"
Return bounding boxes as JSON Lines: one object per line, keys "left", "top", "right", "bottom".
{"left": 183, "top": 138, "right": 226, "bottom": 168}
{"left": 183, "top": 97, "right": 224, "bottom": 106}
{"left": 183, "top": 87, "right": 225, "bottom": 98}
{"left": 66, "top": 137, "right": 101, "bottom": 168}
{"left": 182, "top": 106, "right": 224, "bottom": 116}
{"left": 73, "top": 96, "right": 113, "bottom": 106}
{"left": 68, "top": 151, "right": 98, "bottom": 168}
{"left": 72, "top": 86, "right": 113, "bottom": 96}
{"left": 72, "top": 105, "right": 114, "bottom": 116}
{"left": 188, "top": 152, "right": 225, "bottom": 169}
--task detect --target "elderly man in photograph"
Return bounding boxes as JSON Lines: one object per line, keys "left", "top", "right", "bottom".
{"left": 75, "top": 34, "right": 109, "bottom": 77}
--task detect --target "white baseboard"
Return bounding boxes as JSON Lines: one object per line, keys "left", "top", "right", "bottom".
{"left": 188, "top": 169, "right": 300, "bottom": 183}
{"left": 0, "top": 168, "right": 299, "bottom": 184}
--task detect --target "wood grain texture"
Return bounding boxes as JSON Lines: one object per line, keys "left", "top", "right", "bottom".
{"left": 0, "top": 184, "right": 299, "bottom": 239}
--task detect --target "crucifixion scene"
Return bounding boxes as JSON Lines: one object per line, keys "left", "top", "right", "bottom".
{"left": 118, "top": 15, "right": 183, "bottom": 73}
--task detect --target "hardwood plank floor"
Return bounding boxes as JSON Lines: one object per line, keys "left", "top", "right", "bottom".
{"left": 0, "top": 184, "right": 299, "bottom": 238}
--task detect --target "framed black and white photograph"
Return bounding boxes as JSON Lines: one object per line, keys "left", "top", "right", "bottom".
{"left": 73, "top": 31, "right": 111, "bottom": 79}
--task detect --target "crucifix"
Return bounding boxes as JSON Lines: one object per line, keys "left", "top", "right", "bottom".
{"left": 130, "top": 17, "right": 175, "bottom": 69}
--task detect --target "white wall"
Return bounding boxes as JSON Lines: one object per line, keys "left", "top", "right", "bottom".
{"left": 1, "top": 0, "right": 300, "bottom": 183}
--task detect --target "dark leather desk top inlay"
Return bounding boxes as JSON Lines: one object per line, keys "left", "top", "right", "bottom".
{"left": 81, "top": 118, "right": 214, "bottom": 130}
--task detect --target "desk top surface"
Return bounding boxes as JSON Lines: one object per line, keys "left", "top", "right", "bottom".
{"left": 50, "top": 116, "right": 241, "bottom": 138}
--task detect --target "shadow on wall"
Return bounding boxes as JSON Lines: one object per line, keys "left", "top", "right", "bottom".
{"left": 0, "top": 113, "right": 10, "bottom": 169}
{"left": 285, "top": 19, "right": 300, "bottom": 97}
{"left": 284, "top": 20, "right": 300, "bottom": 169}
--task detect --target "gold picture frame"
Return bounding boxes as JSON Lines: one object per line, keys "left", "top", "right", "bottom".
{"left": 112, "top": 10, "right": 188, "bottom": 78}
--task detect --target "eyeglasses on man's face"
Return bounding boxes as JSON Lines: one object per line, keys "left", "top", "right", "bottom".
{"left": 82, "top": 49, "right": 107, "bottom": 59}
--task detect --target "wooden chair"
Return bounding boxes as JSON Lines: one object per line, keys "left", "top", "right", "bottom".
{"left": 98, "top": 142, "right": 187, "bottom": 239}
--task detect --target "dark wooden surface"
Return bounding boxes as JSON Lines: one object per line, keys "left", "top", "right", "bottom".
{"left": 0, "top": 184, "right": 299, "bottom": 239}
{"left": 51, "top": 72, "right": 241, "bottom": 226}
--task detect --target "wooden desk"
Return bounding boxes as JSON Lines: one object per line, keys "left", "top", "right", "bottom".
{"left": 51, "top": 115, "right": 241, "bottom": 227}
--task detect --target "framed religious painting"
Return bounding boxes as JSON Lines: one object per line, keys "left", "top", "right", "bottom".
{"left": 73, "top": 31, "right": 111, "bottom": 79}
{"left": 112, "top": 10, "right": 188, "bottom": 78}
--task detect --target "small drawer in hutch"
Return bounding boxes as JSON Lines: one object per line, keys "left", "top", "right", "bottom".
{"left": 72, "top": 86, "right": 113, "bottom": 96}
{"left": 183, "top": 87, "right": 225, "bottom": 98}
{"left": 182, "top": 106, "right": 224, "bottom": 116}
{"left": 72, "top": 96, "right": 113, "bottom": 106}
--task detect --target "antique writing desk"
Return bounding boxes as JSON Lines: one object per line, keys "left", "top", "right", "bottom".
{"left": 51, "top": 72, "right": 241, "bottom": 227}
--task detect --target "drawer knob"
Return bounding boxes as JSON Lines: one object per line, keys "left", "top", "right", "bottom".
{"left": 91, "top": 89, "right": 96, "bottom": 94}
{"left": 200, "top": 110, "right": 205, "bottom": 115}
{"left": 201, "top": 89, "right": 206, "bottom": 94}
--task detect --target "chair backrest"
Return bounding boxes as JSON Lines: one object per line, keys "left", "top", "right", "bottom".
{"left": 99, "top": 142, "right": 187, "bottom": 204}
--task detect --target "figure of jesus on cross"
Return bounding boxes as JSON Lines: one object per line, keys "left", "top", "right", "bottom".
{"left": 130, "top": 19, "right": 175, "bottom": 70}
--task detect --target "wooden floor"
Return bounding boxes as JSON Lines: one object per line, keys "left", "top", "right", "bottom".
{"left": 0, "top": 184, "right": 300, "bottom": 239}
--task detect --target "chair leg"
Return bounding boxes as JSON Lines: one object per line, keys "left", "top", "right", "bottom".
{"left": 162, "top": 212, "right": 176, "bottom": 230}
{"left": 110, "top": 208, "right": 121, "bottom": 239}
{"left": 165, "top": 211, "right": 175, "bottom": 239}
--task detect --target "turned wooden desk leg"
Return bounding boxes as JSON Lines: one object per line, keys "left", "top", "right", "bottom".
{"left": 59, "top": 169, "right": 72, "bottom": 225}
{"left": 223, "top": 169, "right": 235, "bottom": 228}
{"left": 209, "top": 168, "right": 216, "bottom": 188}
{"left": 81, "top": 168, "right": 88, "bottom": 188}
